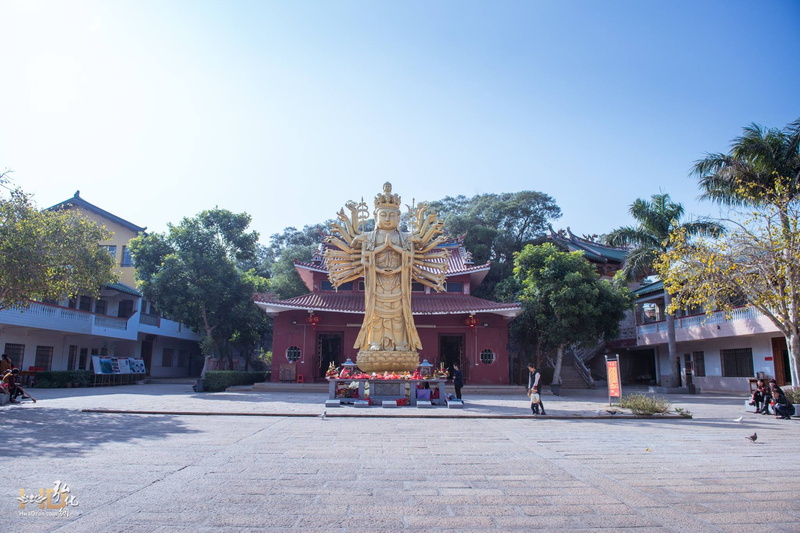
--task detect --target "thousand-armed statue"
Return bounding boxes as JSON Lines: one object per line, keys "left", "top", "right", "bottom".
{"left": 324, "top": 183, "right": 449, "bottom": 372}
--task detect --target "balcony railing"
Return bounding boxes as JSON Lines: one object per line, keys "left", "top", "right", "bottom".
{"left": 94, "top": 315, "right": 128, "bottom": 330}
{"left": 139, "top": 313, "right": 161, "bottom": 327}
{"left": 637, "top": 306, "right": 764, "bottom": 335}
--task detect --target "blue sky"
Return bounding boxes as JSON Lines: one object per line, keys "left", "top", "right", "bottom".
{"left": 1, "top": 0, "right": 798, "bottom": 244}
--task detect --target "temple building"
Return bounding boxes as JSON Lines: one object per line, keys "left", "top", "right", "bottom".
{"left": 254, "top": 242, "right": 521, "bottom": 384}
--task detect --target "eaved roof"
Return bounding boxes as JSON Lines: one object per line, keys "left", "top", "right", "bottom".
{"left": 106, "top": 282, "right": 141, "bottom": 297}
{"left": 254, "top": 291, "right": 521, "bottom": 318}
{"left": 48, "top": 191, "right": 146, "bottom": 233}
{"left": 544, "top": 228, "right": 628, "bottom": 263}
{"left": 632, "top": 280, "right": 664, "bottom": 297}
{"left": 293, "top": 241, "right": 491, "bottom": 291}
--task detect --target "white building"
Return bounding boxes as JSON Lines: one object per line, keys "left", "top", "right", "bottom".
{"left": 0, "top": 192, "right": 201, "bottom": 378}
{"left": 628, "top": 280, "right": 790, "bottom": 393}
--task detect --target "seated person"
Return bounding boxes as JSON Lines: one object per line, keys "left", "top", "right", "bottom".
{"left": 750, "top": 379, "right": 770, "bottom": 414}
{"left": 2, "top": 369, "right": 21, "bottom": 403}
{"left": 771, "top": 387, "right": 795, "bottom": 420}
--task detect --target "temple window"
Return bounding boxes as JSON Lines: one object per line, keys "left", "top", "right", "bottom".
{"left": 286, "top": 346, "right": 301, "bottom": 362}
{"left": 480, "top": 349, "right": 495, "bottom": 365}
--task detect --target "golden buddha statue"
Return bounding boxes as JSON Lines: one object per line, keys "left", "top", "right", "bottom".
{"left": 325, "top": 183, "right": 449, "bottom": 372}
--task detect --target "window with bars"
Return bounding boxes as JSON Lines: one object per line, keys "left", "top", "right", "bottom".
{"left": 693, "top": 351, "right": 706, "bottom": 377}
{"left": 721, "top": 348, "right": 753, "bottom": 377}
{"left": 68, "top": 345, "right": 78, "bottom": 371}
{"left": 177, "top": 350, "right": 188, "bottom": 368}
{"left": 79, "top": 348, "right": 88, "bottom": 370}
{"left": 4, "top": 343, "right": 24, "bottom": 368}
{"left": 162, "top": 348, "right": 175, "bottom": 367}
{"left": 35, "top": 346, "right": 54, "bottom": 370}
{"left": 480, "top": 349, "right": 495, "bottom": 365}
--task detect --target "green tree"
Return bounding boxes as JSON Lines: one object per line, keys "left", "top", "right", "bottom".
{"left": 513, "top": 243, "right": 633, "bottom": 385}
{"left": 430, "top": 191, "right": 561, "bottom": 300}
{"left": 257, "top": 223, "right": 330, "bottom": 300}
{"left": 129, "top": 209, "right": 264, "bottom": 365}
{"left": 693, "top": 118, "right": 800, "bottom": 207}
{"left": 605, "top": 194, "right": 721, "bottom": 387}
{"left": 0, "top": 178, "right": 116, "bottom": 310}
{"left": 677, "top": 117, "right": 800, "bottom": 386}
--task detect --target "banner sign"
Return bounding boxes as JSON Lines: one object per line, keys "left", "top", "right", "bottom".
{"left": 92, "top": 356, "right": 147, "bottom": 375}
{"left": 605, "top": 355, "right": 621, "bottom": 405}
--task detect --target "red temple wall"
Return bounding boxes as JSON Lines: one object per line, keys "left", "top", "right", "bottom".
{"left": 271, "top": 310, "right": 511, "bottom": 385}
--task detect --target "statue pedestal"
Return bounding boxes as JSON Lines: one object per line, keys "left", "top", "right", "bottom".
{"left": 327, "top": 378, "right": 446, "bottom": 406}
{"left": 356, "top": 350, "right": 419, "bottom": 373}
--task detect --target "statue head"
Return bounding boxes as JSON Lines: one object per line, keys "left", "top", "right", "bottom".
{"left": 374, "top": 182, "right": 401, "bottom": 230}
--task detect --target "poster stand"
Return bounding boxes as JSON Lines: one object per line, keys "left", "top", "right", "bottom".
{"left": 91, "top": 356, "right": 147, "bottom": 386}
{"left": 605, "top": 354, "right": 622, "bottom": 406}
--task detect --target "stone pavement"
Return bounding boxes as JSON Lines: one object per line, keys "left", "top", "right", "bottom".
{"left": 2, "top": 383, "right": 798, "bottom": 532}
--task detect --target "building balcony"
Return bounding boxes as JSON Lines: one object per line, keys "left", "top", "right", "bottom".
{"left": 0, "top": 302, "right": 199, "bottom": 342}
{"left": 636, "top": 306, "right": 780, "bottom": 345}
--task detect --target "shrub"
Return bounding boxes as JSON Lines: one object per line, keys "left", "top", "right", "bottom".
{"left": 34, "top": 370, "right": 92, "bottom": 388}
{"left": 202, "top": 371, "right": 267, "bottom": 392}
{"left": 618, "top": 393, "right": 671, "bottom": 415}
{"left": 784, "top": 387, "right": 800, "bottom": 404}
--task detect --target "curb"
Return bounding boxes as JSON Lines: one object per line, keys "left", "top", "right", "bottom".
{"left": 81, "top": 408, "right": 690, "bottom": 420}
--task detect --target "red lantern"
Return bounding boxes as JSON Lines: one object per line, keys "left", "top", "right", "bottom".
{"left": 307, "top": 313, "right": 321, "bottom": 329}
{"left": 465, "top": 314, "right": 478, "bottom": 334}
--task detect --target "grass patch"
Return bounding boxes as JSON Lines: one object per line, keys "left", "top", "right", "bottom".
{"left": 618, "top": 393, "right": 671, "bottom": 415}
{"left": 202, "top": 371, "right": 268, "bottom": 392}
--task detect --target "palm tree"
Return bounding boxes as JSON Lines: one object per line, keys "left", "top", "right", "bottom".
{"left": 606, "top": 194, "right": 722, "bottom": 387}
{"left": 693, "top": 118, "right": 800, "bottom": 206}
{"left": 693, "top": 117, "right": 800, "bottom": 386}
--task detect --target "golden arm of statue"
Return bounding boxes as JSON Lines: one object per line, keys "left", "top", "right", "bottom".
{"left": 414, "top": 235, "right": 447, "bottom": 254}
{"left": 411, "top": 265, "right": 447, "bottom": 291}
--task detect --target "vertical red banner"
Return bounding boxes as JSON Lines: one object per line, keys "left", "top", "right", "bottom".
{"left": 606, "top": 359, "right": 621, "bottom": 398}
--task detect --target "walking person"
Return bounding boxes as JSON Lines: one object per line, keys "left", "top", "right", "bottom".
{"left": 527, "top": 362, "right": 547, "bottom": 416}
{"left": 452, "top": 364, "right": 464, "bottom": 400}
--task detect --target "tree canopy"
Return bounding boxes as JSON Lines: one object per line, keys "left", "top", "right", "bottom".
{"left": 0, "top": 179, "right": 116, "bottom": 310}
{"left": 513, "top": 243, "right": 633, "bottom": 384}
{"left": 129, "top": 208, "right": 267, "bottom": 361}
{"left": 605, "top": 193, "right": 721, "bottom": 387}
{"left": 658, "top": 116, "right": 800, "bottom": 386}
{"left": 430, "top": 191, "right": 561, "bottom": 300}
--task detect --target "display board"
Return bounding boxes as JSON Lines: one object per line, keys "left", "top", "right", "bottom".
{"left": 92, "top": 356, "right": 147, "bottom": 375}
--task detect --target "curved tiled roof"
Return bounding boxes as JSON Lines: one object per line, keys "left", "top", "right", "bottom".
{"left": 254, "top": 291, "right": 521, "bottom": 317}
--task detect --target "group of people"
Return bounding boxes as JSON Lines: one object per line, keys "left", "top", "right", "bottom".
{"left": 1, "top": 353, "right": 23, "bottom": 404}
{"left": 750, "top": 378, "right": 795, "bottom": 419}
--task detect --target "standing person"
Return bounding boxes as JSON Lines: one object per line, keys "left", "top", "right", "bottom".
{"left": 0, "top": 354, "right": 13, "bottom": 374}
{"left": 527, "top": 362, "right": 547, "bottom": 416}
{"left": 452, "top": 363, "right": 464, "bottom": 400}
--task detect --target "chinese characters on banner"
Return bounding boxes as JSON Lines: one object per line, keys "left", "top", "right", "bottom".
{"left": 606, "top": 356, "right": 621, "bottom": 405}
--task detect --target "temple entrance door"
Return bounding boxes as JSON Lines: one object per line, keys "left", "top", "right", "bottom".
{"left": 439, "top": 335, "right": 465, "bottom": 379}
{"left": 317, "top": 333, "right": 343, "bottom": 380}
{"left": 772, "top": 337, "right": 790, "bottom": 385}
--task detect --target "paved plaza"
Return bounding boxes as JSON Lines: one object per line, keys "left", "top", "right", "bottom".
{"left": 2, "top": 383, "right": 799, "bottom": 532}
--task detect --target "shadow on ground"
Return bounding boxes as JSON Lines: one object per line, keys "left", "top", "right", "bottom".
{"left": 2, "top": 407, "right": 200, "bottom": 459}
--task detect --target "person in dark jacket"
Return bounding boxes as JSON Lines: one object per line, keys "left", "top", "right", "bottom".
{"left": 452, "top": 364, "right": 464, "bottom": 400}
{"left": 527, "top": 362, "right": 547, "bottom": 416}
{"left": 771, "top": 387, "right": 795, "bottom": 420}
